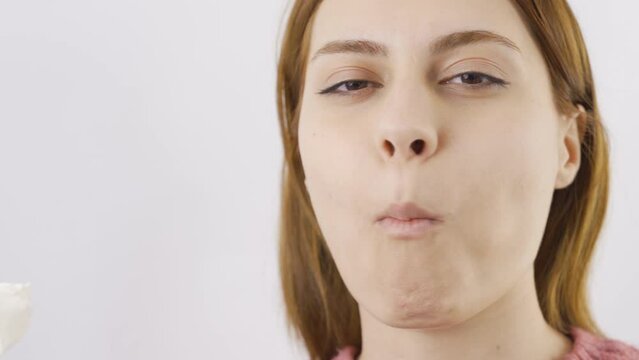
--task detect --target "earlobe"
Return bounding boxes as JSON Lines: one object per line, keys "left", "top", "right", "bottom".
{"left": 554, "top": 104, "right": 586, "bottom": 189}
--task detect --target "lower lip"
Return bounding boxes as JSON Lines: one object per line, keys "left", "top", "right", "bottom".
{"left": 376, "top": 217, "right": 440, "bottom": 239}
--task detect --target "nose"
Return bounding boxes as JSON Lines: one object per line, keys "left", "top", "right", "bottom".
{"left": 375, "top": 71, "right": 439, "bottom": 163}
{"left": 377, "top": 121, "right": 438, "bottom": 163}
{"left": 383, "top": 137, "right": 425, "bottom": 158}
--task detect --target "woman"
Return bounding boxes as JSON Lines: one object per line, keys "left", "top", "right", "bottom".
{"left": 276, "top": 0, "right": 639, "bottom": 359}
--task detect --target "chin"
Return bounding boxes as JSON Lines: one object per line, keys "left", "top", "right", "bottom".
{"left": 372, "top": 291, "right": 465, "bottom": 329}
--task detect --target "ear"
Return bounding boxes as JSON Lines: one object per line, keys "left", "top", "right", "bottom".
{"left": 554, "top": 104, "right": 586, "bottom": 189}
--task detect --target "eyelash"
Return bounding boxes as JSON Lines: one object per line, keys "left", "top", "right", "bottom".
{"left": 316, "top": 71, "right": 509, "bottom": 96}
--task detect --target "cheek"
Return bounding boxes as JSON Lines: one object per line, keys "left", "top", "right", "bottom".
{"left": 451, "top": 114, "right": 558, "bottom": 268}
{"left": 298, "top": 107, "right": 369, "bottom": 260}
{"left": 299, "top": 112, "right": 354, "bottom": 210}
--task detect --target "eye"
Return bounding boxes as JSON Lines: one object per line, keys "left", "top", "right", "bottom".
{"left": 442, "top": 71, "right": 508, "bottom": 88}
{"left": 316, "top": 71, "right": 508, "bottom": 97}
{"left": 316, "top": 79, "right": 382, "bottom": 96}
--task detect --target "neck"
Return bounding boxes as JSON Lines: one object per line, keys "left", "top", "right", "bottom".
{"left": 356, "top": 267, "right": 572, "bottom": 360}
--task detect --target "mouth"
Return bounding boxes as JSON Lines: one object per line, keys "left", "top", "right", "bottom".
{"left": 374, "top": 202, "right": 443, "bottom": 239}
{"left": 375, "top": 216, "right": 440, "bottom": 239}
{"left": 375, "top": 202, "right": 443, "bottom": 222}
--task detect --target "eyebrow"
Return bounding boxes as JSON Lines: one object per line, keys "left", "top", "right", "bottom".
{"left": 310, "top": 30, "right": 521, "bottom": 62}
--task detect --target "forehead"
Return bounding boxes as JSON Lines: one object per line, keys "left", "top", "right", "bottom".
{"left": 309, "top": 0, "right": 533, "bottom": 58}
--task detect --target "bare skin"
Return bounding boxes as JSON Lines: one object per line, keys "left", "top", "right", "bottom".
{"left": 297, "top": 0, "right": 584, "bottom": 359}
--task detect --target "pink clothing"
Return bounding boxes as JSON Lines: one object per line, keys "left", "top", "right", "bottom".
{"left": 331, "top": 326, "right": 639, "bottom": 360}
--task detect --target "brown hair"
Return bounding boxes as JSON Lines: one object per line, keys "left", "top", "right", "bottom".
{"left": 275, "top": 1, "right": 609, "bottom": 359}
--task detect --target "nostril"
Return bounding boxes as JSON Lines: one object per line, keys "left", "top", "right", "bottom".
{"left": 411, "top": 140, "right": 425, "bottom": 154}
{"left": 384, "top": 140, "right": 394, "bottom": 156}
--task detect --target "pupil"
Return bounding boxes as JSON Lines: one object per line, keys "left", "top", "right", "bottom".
{"left": 462, "top": 73, "right": 482, "bottom": 84}
{"left": 346, "top": 81, "right": 364, "bottom": 90}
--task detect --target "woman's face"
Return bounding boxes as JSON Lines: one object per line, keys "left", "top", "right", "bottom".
{"left": 298, "top": 0, "right": 581, "bottom": 327}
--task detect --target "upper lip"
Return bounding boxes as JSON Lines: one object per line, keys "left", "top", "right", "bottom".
{"left": 376, "top": 202, "right": 443, "bottom": 222}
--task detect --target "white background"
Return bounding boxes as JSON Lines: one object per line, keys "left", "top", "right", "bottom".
{"left": 0, "top": 0, "right": 637, "bottom": 359}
